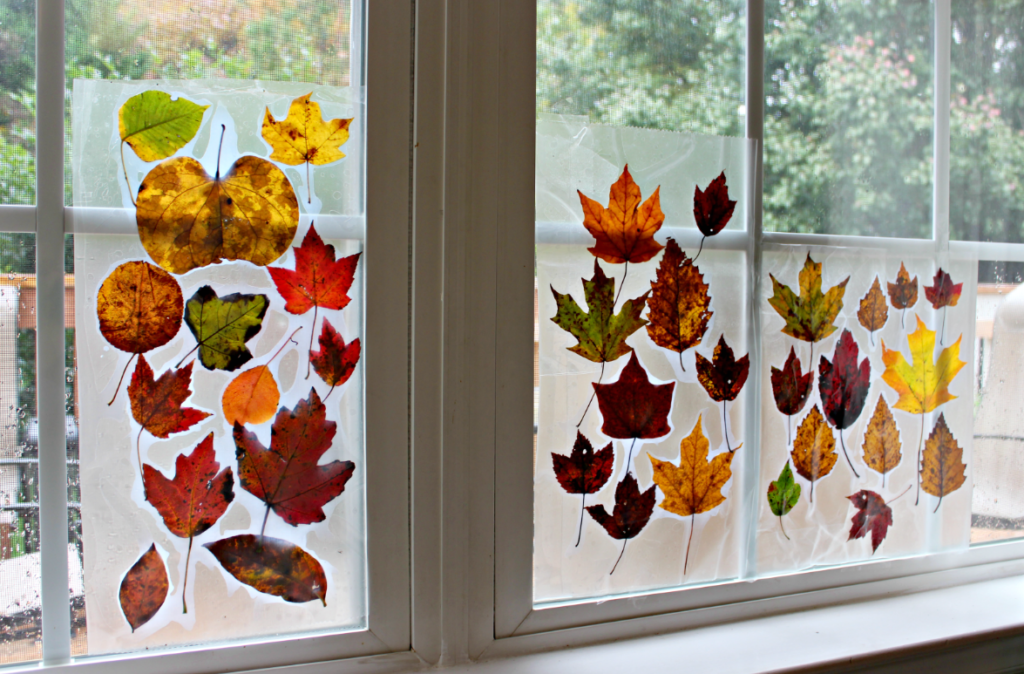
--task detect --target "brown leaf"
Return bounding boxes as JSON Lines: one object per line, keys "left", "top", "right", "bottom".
{"left": 205, "top": 535, "right": 328, "bottom": 605}
{"left": 695, "top": 334, "right": 749, "bottom": 403}
{"left": 921, "top": 413, "right": 967, "bottom": 512}
{"left": 790, "top": 405, "right": 837, "bottom": 502}
{"left": 119, "top": 544, "right": 168, "bottom": 632}
{"left": 857, "top": 276, "right": 888, "bottom": 337}
{"left": 861, "top": 395, "right": 902, "bottom": 485}
{"left": 97, "top": 260, "right": 184, "bottom": 355}
{"left": 645, "top": 238, "right": 712, "bottom": 366}
{"left": 887, "top": 262, "right": 918, "bottom": 311}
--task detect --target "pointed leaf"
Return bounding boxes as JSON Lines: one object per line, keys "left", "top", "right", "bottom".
{"left": 857, "top": 277, "right": 888, "bottom": 333}
{"left": 184, "top": 286, "right": 268, "bottom": 371}
{"left": 818, "top": 329, "right": 871, "bottom": 430}
{"left": 649, "top": 416, "right": 733, "bottom": 517}
{"left": 119, "top": 544, "right": 168, "bottom": 632}
{"left": 881, "top": 316, "right": 965, "bottom": 414}
{"left": 119, "top": 91, "right": 209, "bottom": 162}
{"left": 551, "top": 431, "right": 614, "bottom": 495}
{"left": 97, "top": 260, "right": 183, "bottom": 355}
{"left": 924, "top": 268, "right": 963, "bottom": 309}
{"left": 262, "top": 93, "right": 353, "bottom": 166}
{"left": 921, "top": 413, "right": 967, "bottom": 504}
{"left": 790, "top": 405, "right": 837, "bottom": 499}
{"left": 577, "top": 165, "right": 665, "bottom": 264}
{"left": 768, "top": 254, "right": 849, "bottom": 343}
{"left": 887, "top": 262, "right": 918, "bottom": 310}
{"left": 695, "top": 334, "right": 749, "bottom": 403}
{"left": 593, "top": 352, "right": 674, "bottom": 440}
{"left": 771, "top": 346, "right": 812, "bottom": 416}
{"left": 644, "top": 238, "right": 712, "bottom": 356}
{"left": 585, "top": 473, "right": 655, "bottom": 540}
{"left": 143, "top": 433, "right": 234, "bottom": 538}
{"left": 693, "top": 171, "right": 736, "bottom": 237}
{"left": 768, "top": 462, "right": 801, "bottom": 517}
{"left": 847, "top": 490, "right": 892, "bottom": 553}
{"left": 205, "top": 535, "right": 327, "bottom": 605}
{"left": 267, "top": 223, "right": 360, "bottom": 316}
{"left": 862, "top": 396, "right": 902, "bottom": 478}
{"left": 310, "top": 318, "right": 361, "bottom": 388}
{"left": 129, "top": 355, "right": 210, "bottom": 439}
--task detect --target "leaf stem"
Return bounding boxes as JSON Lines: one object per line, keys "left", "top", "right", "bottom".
{"left": 575, "top": 493, "right": 586, "bottom": 547}
{"left": 940, "top": 306, "right": 947, "bottom": 346}
{"left": 610, "top": 538, "right": 627, "bottom": 575}
{"left": 779, "top": 515, "right": 790, "bottom": 541}
{"left": 260, "top": 505, "right": 270, "bottom": 539}
{"left": 902, "top": 306, "right": 906, "bottom": 331}
{"left": 323, "top": 384, "right": 337, "bottom": 402}
{"left": 612, "top": 262, "right": 629, "bottom": 308}
{"left": 136, "top": 427, "right": 144, "bottom": 481}
{"left": 934, "top": 495, "right": 943, "bottom": 514}
{"left": 722, "top": 400, "right": 733, "bottom": 452}
{"left": 175, "top": 344, "right": 201, "bottom": 369}
{"left": 266, "top": 327, "right": 303, "bottom": 365}
{"left": 810, "top": 478, "right": 815, "bottom": 503}
{"left": 120, "top": 141, "right": 137, "bottom": 207}
{"left": 693, "top": 235, "right": 706, "bottom": 264}
{"left": 787, "top": 414, "right": 792, "bottom": 446}
{"left": 870, "top": 331, "right": 875, "bottom": 348}
{"left": 625, "top": 437, "right": 638, "bottom": 474}
{"left": 886, "top": 484, "right": 913, "bottom": 505}
{"left": 577, "top": 362, "right": 605, "bottom": 427}
{"left": 678, "top": 349, "right": 685, "bottom": 373}
{"left": 182, "top": 537, "right": 193, "bottom": 614}
{"left": 839, "top": 430, "right": 859, "bottom": 478}
{"left": 306, "top": 305, "right": 318, "bottom": 379}
{"left": 915, "top": 413, "right": 924, "bottom": 506}
{"left": 684, "top": 513, "right": 695, "bottom": 574}
{"left": 214, "top": 124, "right": 226, "bottom": 180}
{"left": 306, "top": 160, "right": 312, "bottom": 204}
{"left": 108, "top": 353, "right": 137, "bottom": 406}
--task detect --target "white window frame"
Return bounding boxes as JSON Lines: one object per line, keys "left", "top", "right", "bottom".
{"left": 0, "top": 0, "right": 416, "bottom": 671}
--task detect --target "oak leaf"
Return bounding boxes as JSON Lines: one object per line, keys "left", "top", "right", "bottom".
{"left": 143, "top": 433, "right": 233, "bottom": 612}
{"left": 119, "top": 543, "right": 168, "bottom": 632}
{"left": 585, "top": 473, "right": 656, "bottom": 574}
{"left": 649, "top": 416, "right": 734, "bottom": 573}
{"left": 767, "top": 462, "right": 801, "bottom": 540}
{"left": 644, "top": 238, "right": 712, "bottom": 370}
{"left": 790, "top": 405, "right": 837, "bottom": 502}
{"left": 309, "top": 318, "right": 361, "bottom": 400}
{"left": 819, "top": 329, "right": 870, "bottom": 477}
{"left": 857, "top": 276, "right": 888, "bottom": 344}
{"left": 924, "top": 268, "right": 963, "bottom": 309}
{"left": 593, "top": 352, "right": 674, "bottom": 468}
{"left": 921, "top": 413, "right": 967, "bottom": 512}
{"left": 183, "top": 286, "right": 268, "bottom": 372}
{"left": 771, "top": 346, "right": 812, "bottom": 444}
{"left": 768, "top": 254, "right": 849, "bottom": 343}
{"left": 887, "top": 263, "right": 918, "bottom": 329}
{"left": 577, "top": 165, "right": 665, "bottom": 264}
{"left": 552, "top": 431, "right": 614, "bottom": 546}
{"left": 551, "top": 259, "right": 648, "bottom": 364}
{"left": 262, "top": 93, "right": 353, "bottom": 204}
{"left": 847, "top": 490, "right": 892, "bottom": 553}
{"left": 881, "top": 316, "right": 965, "bottom": 415}
{"left": 205, "top": 534, "right": 328, "bottom": 605}
{"left": 861, "top": 395, "right": 902, "bottom": 486}
{"left": 234, "top": 388, "right": 356, "bottom": 529}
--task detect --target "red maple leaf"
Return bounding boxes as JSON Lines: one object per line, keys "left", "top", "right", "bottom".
{"left": 594, "top": 352, "right": 674, "bottom": 469}
{"left": 234, "top": 387, "right": 356, "bottom": 531}
{"left": 309, "top": 318, "right": 361, "bottom": 400}
{"left": 128, "top": 354, "right": 211, "bottom": 474}
{"left": 819, "top": 329, "right": 870, "bottom": 477}
{"left": 693, "top": 171, "right": 736, "bottom": 238}
{"left": 847, "top": 489, "right": 892, "bottom": 554}
{"left": 143, "top": 433, "right": 234, "bottom": 612}
{"left": 586, "top": 473, "right": 656, "bottom": 574}
{"left": 552, "top": 431, "right": 615, "bottom": 546}
{"left": 771, "top": 346, "right": 812, "bottom": 444}
{"left": 924, "top": 268, "right": 963, "bottom": 309}
{"left": 695, "top": 334, "right": 749, "bottom": 403}
{"left": 267, "top": 223, "right": 361, "bottom": 377}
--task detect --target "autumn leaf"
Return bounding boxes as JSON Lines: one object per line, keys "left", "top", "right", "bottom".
{"left": 767, "top": 462, "right": 801, "bottom": 540}
{"left": 887, "top": 262, "right": 918, "bottom": 329}
{"left": 768, "top": 254, "right": 849, "bottom": 343}
{"left": 552, "top": 431, "right": 614, "bottom": 546}
{"left": 205, "top": 535, "right": 327, "bottom": 605}
{"left": 577, "top": 164, "right": 665, "bottom": 265}
{"left": 119, "top": 544, "right": 168, "bottom": 632}
{"left": 222, "top": 328, "right": 302, "bottom": 427}
{"left": 925, "top": 268, "right": 963, "bottom": 345}
{"left": 268, "top": 223, "right": 361, "bottom": 378}
{"left": 696, "top": 334, "right": 748, "bottom": 452}
{"left": 585, "top": 473, "right": 656, "bottom": 574}
{"left": 308, "top": 318, "right": 361, "bottom": 401}
{"left": 862, "top": 395, "right": 902, "bottom": 487}
{"left": 118, "top": 91, "right": 209, "bottom": 204}
{"left": 136, "top": 126, "right": 299, "bottom": 274}
{"left": 644, "top": 238, "right": 712, "bottom": 370}
{"left": 847, "top": 490, "right": 892, "bottom": 554}
{"left": 771, "top": 346, "right": 812, "bottom": 444}
{"left": 262, "top": 92, "right": 353, "bottom": 204}
{"left": 857, "top": 277, "right": 888, "bottom": 346}
{"left": 143, "top": 433, "right": 233, "bottom": 613}
{"left": 921, "top": 413, "right": 967, "bottom": 512}
{"left": 818, "top": 329, "right": 870, "bottom": 478}
{"left": 649, "top": 416, "right": 734, "bottom": 573}
{"left": 692, "top": 171, "right": 736, "bottom": 261}
{"left": 234, "top": 388, "right": 356, "bottom": 531}
{"left": 128, "top": 354, "right": 211, "bottom": 477}
{"left": 182, "top": 286, "right": 268, "bottom": 372}
{"left": 97, "top": 260, "right": 184, "bottom": 404}
{"left": 593, "top": 352, "right": 674, "bottom": 469}
{"left": 790, "top": 405, "right": 837, "bottom": 502}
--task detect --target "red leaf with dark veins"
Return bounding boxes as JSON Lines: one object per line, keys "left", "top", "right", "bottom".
{"left": 267, "top": 223, "right": 360, "bottom": 316}
{"left": 771, "top": 346, "right": 812, "bottom": 416}
{"left": 818, "top": 329, "right": 871, "bottom": 430}
{"left": 129, "top": 355, "right": 211, "bottom": 439}
{"left": 143, "top": 433, "right": 234, "bottom": 539}
{"left": 552, "top": 431, "right": 614, "bottom": 495}
{"left": 693, "top": 171, "right": 736, "bottom": 237}
{"left": 585, "top": 473, "right": 655, "bottom": 540}
{"left": 924, "top": 268, "right": 963, "bottom": 309}
{"left": 309, "top": 318, "right": 361, "bottom": 389}
{"left": 847, "top": 489, "right": 893, "bottom": 553}
{"left": 695, "top": 334, "right": 749, "bottom": 403}
{"left": 593, "top": 352, "right": 674, "bottom": 440}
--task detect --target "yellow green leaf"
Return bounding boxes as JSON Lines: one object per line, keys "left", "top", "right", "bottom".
{"left": 119, "top": 91, "right": 209, "bottom": 163}
{"left": 768, "top": 254, "right": 849, "bottom": 343}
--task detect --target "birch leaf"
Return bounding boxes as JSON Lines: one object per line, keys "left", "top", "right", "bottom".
{"left": 857, "top": 277, "right": 888, "bottom": 336}
{"left": 644, "top": 238, "right": 712, "bottom": 362}
{"left": 862, "top": 395, "right": 902, "bottom": 481}
{"left": 921, "top": 413, "right": 967, "bottom": 511}
{"left": 790, "top": 405, "right": 837, "bottom": 502}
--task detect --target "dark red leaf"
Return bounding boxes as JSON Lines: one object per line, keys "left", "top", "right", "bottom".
{"left": 818, "top": 329, "right": 871, "bottom": 430}
{"left": 309, "top": 318, "right": 361, "bottom": 388}
{"left": 119, "top": 543, "right": 168, "bottom": 631}
{"left": 552, "top": 431, "right": 614, "bottom": 495}
{"left": 143, "top": 433, "right": 234, "bottom": 539}
{"left": 771, "top": 346, "right": 812, "bottom": 416}
{"left": 695, "top": 334, "right": 749, "bottom": 402}
{"left": 585, "top": 473, "right": 655, "bottom": 540}
{"left": 593, "top": 352, "right": 674, "bottom": 440}
{"left": 924, "top": 268, "right": 963, "bottom": 309}
{"left": 693, "top": 171, "right": 736, "bottom": 237}
{"left": 847, "top": 489, "right": 893, "bottom": 553}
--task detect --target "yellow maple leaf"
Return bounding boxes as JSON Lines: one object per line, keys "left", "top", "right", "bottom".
{"left": 262, "top": 92, "right": 354, "bottom": 203}
{"left": 881, "top": 315, "right": 965, "bottom": 415}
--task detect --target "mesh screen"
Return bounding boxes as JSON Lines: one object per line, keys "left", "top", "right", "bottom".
{"left": 0, "top": 0, "right": 35, "bottom": 205}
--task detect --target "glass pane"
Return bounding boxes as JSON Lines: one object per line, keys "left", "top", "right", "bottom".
{"left": 0, "top": 0, "right": 35, "bottom": 205}
{"left": 66, "top": 0, "right": 366, "bottom": 656}
{"left": 950, "top": 2, "right": 1024, "bottom": 244}
{"left": 764, "top": 0, "right": 934, "bottom": 237}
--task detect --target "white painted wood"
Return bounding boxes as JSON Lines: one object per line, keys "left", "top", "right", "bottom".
{"left": 934, "top": 0, "right": 952, "bottom": 251}
{"left": 0, "top": 205, "right": 37, "bottom": 232}
{"left": 63, "top": 207, "right": 364, "bottom": 239}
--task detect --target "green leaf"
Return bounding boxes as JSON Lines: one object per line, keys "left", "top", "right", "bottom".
{"left": 119, "top": 91, "right": 209, "bottom": 162}
{"left": 550, "top": 259, "right": 649, "bottom": 363}
{"left": 767, "top": 461, "right": 801, "bottom": 517}
{"left": 184, "top": 286, "right": 268, "bottom": 371}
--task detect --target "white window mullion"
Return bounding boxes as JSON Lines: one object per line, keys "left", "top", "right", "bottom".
{"left": 36, "top": 0, "right": 71, "bottom": 664}
{"left": 934, "top": 0, "right": 952, "bottom": 250}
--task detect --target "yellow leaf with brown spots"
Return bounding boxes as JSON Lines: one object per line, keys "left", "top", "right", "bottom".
{"left": 857, "top": 276, "right": 888, "bottom": 337}
{"left": 861, "top": 395, "right": 902, "bottom": 483}
{"left": 921, "top": 413, "right": 966, "bottom": 512}
{"left": 790, "top": 405, "right": 837, "bottom": 502}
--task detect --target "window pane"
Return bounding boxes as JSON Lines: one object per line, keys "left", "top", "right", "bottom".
{"left": 66, "top": 0, "right": 366, "bottom": 656}
{"left": 0, "top": 0, "right": 35, "bottom": 205}
{"left": 764, "top": 0, "right": 934, "bottom": 237}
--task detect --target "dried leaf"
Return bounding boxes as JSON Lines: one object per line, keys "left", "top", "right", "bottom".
{"left": 97, "top": 260, "right": 184, "bottom": 355}
{"left": 887, "top": 263, "right": 918, "bottom": 310}
{"left": 693, "top": 171, "right": 736, "bottom": 238}
{"left": 222, "top": 366, "right": 280, "bottom": 427}
{"left": 862, "top": 396, "right": 902, "bottom": 484}
{"left": 585, "top": 473, "right": 656, "bottom": 574}
{"left": 593, "top": 352, "right": 674, "bottom": 440}
{"left": 695, "top": 335, "right": 749, "bottom": 403}
{"left": 184, "top": 286, "right": 268, "bottom": 372}
{"left": 819, "top": 329, "right": 870, "bottom": 431}
{"left": 644, "top": 238, "right": 712, "bottom": 364}
{"left": 768, "top": 254, "right": 849, "bottom": 343}
{"left": 771, "top": 346, "right": 812, "bottom": 416}
{"left": 205, "top": 534, "right": 327, "bottom": 605}
{"left": 552, "top": 431, "right": 614, "bottom": 496}
{"left": 551, "top": 260, "right": 648, "bottom": 364}
{"left": 881, "top": 316, "right": 965, "bottom": 415}
{"left": 309, "top": 318, "right": 361, "bottom": 396}
{"left": 119, "top": 544, "right": 168, "bottom": 632}
{"left": 767, "top": 462, "right": 801, "bottom": 519}
{"left": 847, "top": 490, "right": 892, "bottom": 553}
{"left": 136, "top": 154, "right": 299, "bottom": 274}
{"left": 234, "top": 388, "right": 355, "bottom": 528}
{"left": 857, "top": 277, "right": 888, "bottom": 336}
{"left": 790, "top": 405, "right": 837, "bottom": 502}
{"left": 129, "top": 355, "right": 210, "bottom": 441}
{"left": 924, "top": 268, "right": 963, "bottom": 309}
{"left": 119, "top": 91, "right": 208, "bottom": 162}
{"left": 577, "top": 165, "right": 665, "bottom": 264}
{"left": 921, "top": 413, "right": 967, "bottom": 511}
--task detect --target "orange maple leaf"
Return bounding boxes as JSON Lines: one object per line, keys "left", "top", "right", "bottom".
{"left": 577, "top": 165, "right": 665, "bottom": 265}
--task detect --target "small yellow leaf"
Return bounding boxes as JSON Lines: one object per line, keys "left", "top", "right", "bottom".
{"left": 881, "top": 316, "right": 965, "bottom": 414}
{"left": 790, "top": 405, "right": 837, "bottom": 502}
{"left": 861, "top": 395, "right": 901, "bottom": 481}
{"left": 921, "top": 413, "right": 966, "bottom": 511}
{"left": 262, "top": 93, "right": 353, "bottom": 166}
{"left": 222, "top": 365, "right": 280, "bottom": 426}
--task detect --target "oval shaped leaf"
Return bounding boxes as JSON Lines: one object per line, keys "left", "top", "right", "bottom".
{"left": 222, "top": 365, "right": 280, "bottom": 426}
{"left": 205, "top": 534, "right": 327, "bottom": 605}
{"left": 97, "top": 260, "right": 184, "bottom": 355}
{"left": 119, "top": 543, "right": 168, "bottom": 632}
{"left": 119, "top": 91, "right": 209, "bottom": 162}
{"left": 184, "top": 286, "right": 268, "bottom": 371}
